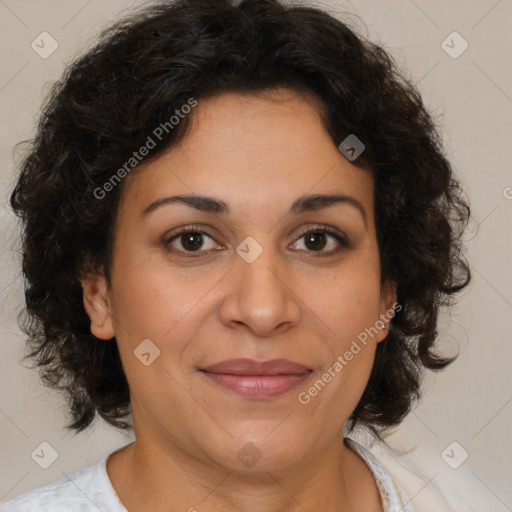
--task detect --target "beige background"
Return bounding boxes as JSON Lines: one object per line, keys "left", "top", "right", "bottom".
{"left": 0, "top": 0, "right": 511, "bottom": 510}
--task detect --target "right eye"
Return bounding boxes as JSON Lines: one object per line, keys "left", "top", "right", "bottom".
{"left": 164, "top": 225, "right": 224, "bottom": 257}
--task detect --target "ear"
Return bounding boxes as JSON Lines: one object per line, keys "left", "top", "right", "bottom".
{"left": 81, "top": 274, "right": 115, "bottom": 340}
{"left": 376, "top": 280, "right": 398, "bottom": 343}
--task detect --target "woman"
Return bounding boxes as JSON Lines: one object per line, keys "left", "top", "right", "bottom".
{"left": 2, "top": 0, "right": 470, "bottom": 510}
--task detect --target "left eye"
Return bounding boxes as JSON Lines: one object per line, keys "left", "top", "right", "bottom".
{"left": 289, "top": 229, "right": 348, "bottom": 255}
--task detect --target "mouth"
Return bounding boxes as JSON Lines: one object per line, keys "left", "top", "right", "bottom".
{"left": 200, "top": 358, "right": 313, "bottom": 398}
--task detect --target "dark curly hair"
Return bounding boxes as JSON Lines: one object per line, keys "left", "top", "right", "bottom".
{"left": 10, "top": 0, "right": 470, "bottom": 439}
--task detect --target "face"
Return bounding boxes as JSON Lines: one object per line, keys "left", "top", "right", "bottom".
{"left": 83, "top": 88, "right": 396, "bottom": 473}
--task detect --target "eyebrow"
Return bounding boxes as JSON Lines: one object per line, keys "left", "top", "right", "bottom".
{"left": 141, "top": 193, "right": 367, "bottom": 226}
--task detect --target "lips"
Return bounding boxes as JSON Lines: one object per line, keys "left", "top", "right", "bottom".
{"left": 200, "top": 358, "right": 312, "bottom": 397}
{"left": 201, "top": 358, "right": 311, "bottom": 375}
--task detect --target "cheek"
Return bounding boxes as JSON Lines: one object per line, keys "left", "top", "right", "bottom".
{"left": 299, "top": 294, "right": 380, "bottom": 424}
{"left": 106, "top": 251, "right": 229, "bottom": 398}
{"left": 305, "top": 258, "right": 383, "bottom": 345}
{"left": 109, "top": 244, "right": 216, "bottom": 342}
{"left": 297, "top": 253, "right": 382, "bottom": 404}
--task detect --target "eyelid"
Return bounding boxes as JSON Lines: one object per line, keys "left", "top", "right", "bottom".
{"left": 289, "top": 224, "right": 351, "bottom": 256}
{"left": 164, "top": 223, "right": 218, "bottom": 241}
{"left": 163, "top": 223, "right": 221, "bottom": 253}
{"left": 294, "top": 223, "right": 348, "bottom": 243}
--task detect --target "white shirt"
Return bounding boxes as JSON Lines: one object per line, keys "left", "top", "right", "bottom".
{"left": 1, "top": 439, "right": 414, "bottom": 511}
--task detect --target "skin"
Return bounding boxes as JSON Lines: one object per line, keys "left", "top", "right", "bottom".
{"left": 83, "top": 87, "right": 397, "bottom": 512}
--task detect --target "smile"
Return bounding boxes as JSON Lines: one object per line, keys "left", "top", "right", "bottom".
{"left": 200, "top": 358, "right": 313, "bottom": 398}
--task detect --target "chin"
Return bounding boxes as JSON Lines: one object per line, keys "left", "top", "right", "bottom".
{"left": 203, "top": 433, "right": 306, "bottom": 474}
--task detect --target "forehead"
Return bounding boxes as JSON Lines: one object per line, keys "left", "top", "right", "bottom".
{"left": 120, "top": 88, "right": 375, "bottom": 223}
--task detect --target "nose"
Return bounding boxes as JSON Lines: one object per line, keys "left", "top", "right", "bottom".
{"left": 218, "top": 248, "right": 302, "bottom": 337}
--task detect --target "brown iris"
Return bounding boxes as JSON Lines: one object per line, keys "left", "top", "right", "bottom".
{"left": 181, "top": 232, "right": 204, "bottom": 251}
{"left": 304, "top": 232, "right": 327, "bottom": 251}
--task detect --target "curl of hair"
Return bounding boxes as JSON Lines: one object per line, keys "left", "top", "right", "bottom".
{"left": 11, "top": 0, "right": 470, "bottom": 438}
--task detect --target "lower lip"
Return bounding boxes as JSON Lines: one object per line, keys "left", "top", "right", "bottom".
{"left": 201, "top": 371, "right": 311, "bottom": 398}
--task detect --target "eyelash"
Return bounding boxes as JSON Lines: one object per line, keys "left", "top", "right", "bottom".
{"left": 164, "top": 224, "right": 351, "bottom": 258}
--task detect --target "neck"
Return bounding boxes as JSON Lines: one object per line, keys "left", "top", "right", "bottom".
{"left": 107, "top": 431, "right": 382, "bottom": 512}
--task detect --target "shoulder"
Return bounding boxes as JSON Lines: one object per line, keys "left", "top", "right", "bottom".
{"left": 346, "top": 438, "right": 417, "bottom": 512}
{"left": 367, "top": 438, "right": 493, "bottom": 512}
{"left": 1, "top": 453, "right": 125, "bottom": 512}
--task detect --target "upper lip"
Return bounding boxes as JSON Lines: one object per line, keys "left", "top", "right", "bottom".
{"left": 201, "top": 358, "right": 311, "bottom": 376}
